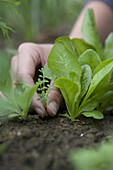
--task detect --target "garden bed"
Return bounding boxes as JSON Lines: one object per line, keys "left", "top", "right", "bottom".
{"left": 0, "top": 110, "right": 113, "bottom": 170}
{"left": 0, "top": 6, "right": 113, "bottom": 170}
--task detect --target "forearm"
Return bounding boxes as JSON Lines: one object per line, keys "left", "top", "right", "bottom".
{"left": 69, "top": 1, "right": 113, "bottom": 44}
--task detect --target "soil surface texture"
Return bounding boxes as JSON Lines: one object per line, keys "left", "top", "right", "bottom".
{"left": 0, "top": 110, "right": 113, "bottom": 170}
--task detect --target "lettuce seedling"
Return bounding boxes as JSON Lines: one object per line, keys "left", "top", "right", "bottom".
{"left": 46, "top": 39, "right": 105, "bottom": 121}
{"left": 0, "top": 55, "right": 42, "bottom": 121}
{"left": 44, "top": 9, "right": 113, "bottom": 121}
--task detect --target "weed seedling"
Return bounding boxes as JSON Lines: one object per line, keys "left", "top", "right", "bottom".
{"left": 37, "top": 68, "right": 53, "bottom": 108}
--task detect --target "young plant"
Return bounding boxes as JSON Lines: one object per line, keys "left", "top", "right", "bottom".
{"left": 43, "top": 9, "right": 113, "bottom": 121}
{"left": 37, "top": 68, "right": 53, "bottom": 108}
{"left": 0, "top": 55, "right": 43, "bottom": 121}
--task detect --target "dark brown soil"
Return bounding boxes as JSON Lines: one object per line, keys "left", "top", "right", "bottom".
{"left": 0, "top": 110, "right": 113, "bottom": 170}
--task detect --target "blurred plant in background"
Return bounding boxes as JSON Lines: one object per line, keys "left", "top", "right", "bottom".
{"left": 0, "top": 0, "right": 20, "bottom": 40}
{"left": 70, "top": 137, "right": 113, "bottom": 170}
{"left": 2, "top": 0, "right": 84, "bottom": 43}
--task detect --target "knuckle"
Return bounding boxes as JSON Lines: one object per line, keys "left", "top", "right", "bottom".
{"left": 18, "top": 43, "right": 29, "bottom": 53}
{"left": 18, "top": 42, "right": 37, "bottom": 53}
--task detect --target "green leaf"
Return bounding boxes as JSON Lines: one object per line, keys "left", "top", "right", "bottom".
{"left": 92, "top": 83, "right": 113, "bottom": 100}
{"left": 78, "top": 98, "right": 98, "bottom": 114}
{"left": 0, "top": 98, "right": 19, "bottom": 113}
{"left": 15, "top": 83, "right": 40, "bottom": 118}
{"left": 0, "top": 0, "right": 20, "bottom": 39}
{"left": 69, "top": 71, "right": 80, "bottom": 85}
{"left": 80, "top": 65, "right": 92, "bottom": 99}
{"left": 48, "top": 41, "right": 81, "bottom": 79}
{"left": 72, "top": 38, "right": 95, "bottom": 57}
{"left": 55, "top": 36, "right": 77, "bottom": 56}
{"left": 82, "top": 110, "right": 104, "bottom": 119}
{"left": 84, "top": 61, "right": 113, "bottom": 102}
{"left": 0, "top": 56, "right": 14, "bottom": 101}
{"left": 81, "top": 9, "right": 103, "bottom": 60}
{"left": 93, "top": 57, "right": 113, "bottom": 76}
{"left": 104, "top": 32, "right": 113, "bottom": 60}
{"left": 78, "top": 49, "right": 101, "bottom": 72}
{"left": 98, "top": 91, "right": 113, "bottom": 110}
{"left": 58, "top": 113, "right": 71, "bottom": 119}
{"left": 54, "top": 77, "right": 81, "bottom": 120}
{"left": 8, "top": 113, "right": 19, "bottom": 118}
{"left": 43, "top": 64, "right": 57, "bottom": 81}
{"left": 0, "top": 20, "right": 14, "bottom": 40}
{"left": 14, "top": 82, "right": 31, "bottom": 97}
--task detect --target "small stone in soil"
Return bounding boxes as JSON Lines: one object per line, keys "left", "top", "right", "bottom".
{"left": 80, "top": 133, "right": 84, "bottom": 137}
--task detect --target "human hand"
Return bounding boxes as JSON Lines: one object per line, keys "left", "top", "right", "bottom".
{"left": 11, "top": 43, "right": 63, "bottom": 118}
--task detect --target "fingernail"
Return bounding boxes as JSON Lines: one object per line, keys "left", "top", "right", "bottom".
{"left": 48, "top": 102, "right": 59, "bottom": 115}
{"left": 34, "top": 108, "right": 44, "bottom": 118}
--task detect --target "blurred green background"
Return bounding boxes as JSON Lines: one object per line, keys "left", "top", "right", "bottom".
{"left": 0, "top": 0, "right": 84, "bottom": 48}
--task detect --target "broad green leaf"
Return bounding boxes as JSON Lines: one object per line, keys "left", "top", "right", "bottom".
{"left": 83, "top": 62, "right": 113, "bottom": 102}
{"left": 0, "top": 98, "right": 19, "bottom": 113}
{"left": 0, "top": 56, "right": 14, "bottom": 101}
{"left": 93, "top": 57, "right": 113, "bottom": 76}
{"left": 78, "top": 49, "right": 101, "bottom": 72}
{"left": 54, "top": 78, "right": 81, "bottom": 120}
{"left": 15, "top": 83, "right": 40, "bottom": 118}
{"left": 14, "top": 82, "right": 31, "bottom": 97}
{"left": 80, "top": 65, "right": 92, "bottom": 99}
{"left": 48, "top": 41, "right": 81, "bottom": 79}
{"left": 78, "top": 98, "right": 97, "bottom": 114}
{"left": 55, "top": 36, "right": 77, "bottom": 56}
{"left": 92, "top": 82, "right": 113, "bottom": 100}
{"left": 104, "top": 32, "right": 113, "bottom": 60}
{"left": 43, "top": 64, "right": 57, "bottom": 81}
{"left": 81, "top": 9, "right": 103, "bottom": 60}
{"left": 82, "top": 110, "right": 104, "bottom": 119}
{"left": 72, "top": 38, "right": 95, "bottom": 57}
{"left": 98, "top": 91, "right": 113, "bottom": 110}
{"left": 69, "top": 71, "right": 80, "bottom": 85}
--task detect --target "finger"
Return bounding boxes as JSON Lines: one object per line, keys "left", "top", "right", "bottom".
{"left": 46, "top": 83, "right": 63, "bottom": 117}
{"left": 11, "top": 43, "right": 41, "bottom": 82}
{"left": 11, "top": 44, "right": 46, "bottom": 117}
{"left": 13, "top": 68, "right": 46, "bottom": 118}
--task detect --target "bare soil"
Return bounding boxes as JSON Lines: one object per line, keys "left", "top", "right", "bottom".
{"left": 0, "top": 109, "right": 113, "bottom": 170}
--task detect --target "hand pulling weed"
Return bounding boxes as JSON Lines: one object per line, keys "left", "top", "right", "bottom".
{"left": 0, "top": 8, "right": 113, "bottom": 122}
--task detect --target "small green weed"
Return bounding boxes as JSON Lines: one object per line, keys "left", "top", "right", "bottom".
{"left": 37, "top": 68, "right": 53, "bottom": 107}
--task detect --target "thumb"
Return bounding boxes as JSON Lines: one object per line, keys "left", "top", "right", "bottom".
{"left": 46, "top": 85, "right": 63, "bottom": 116}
